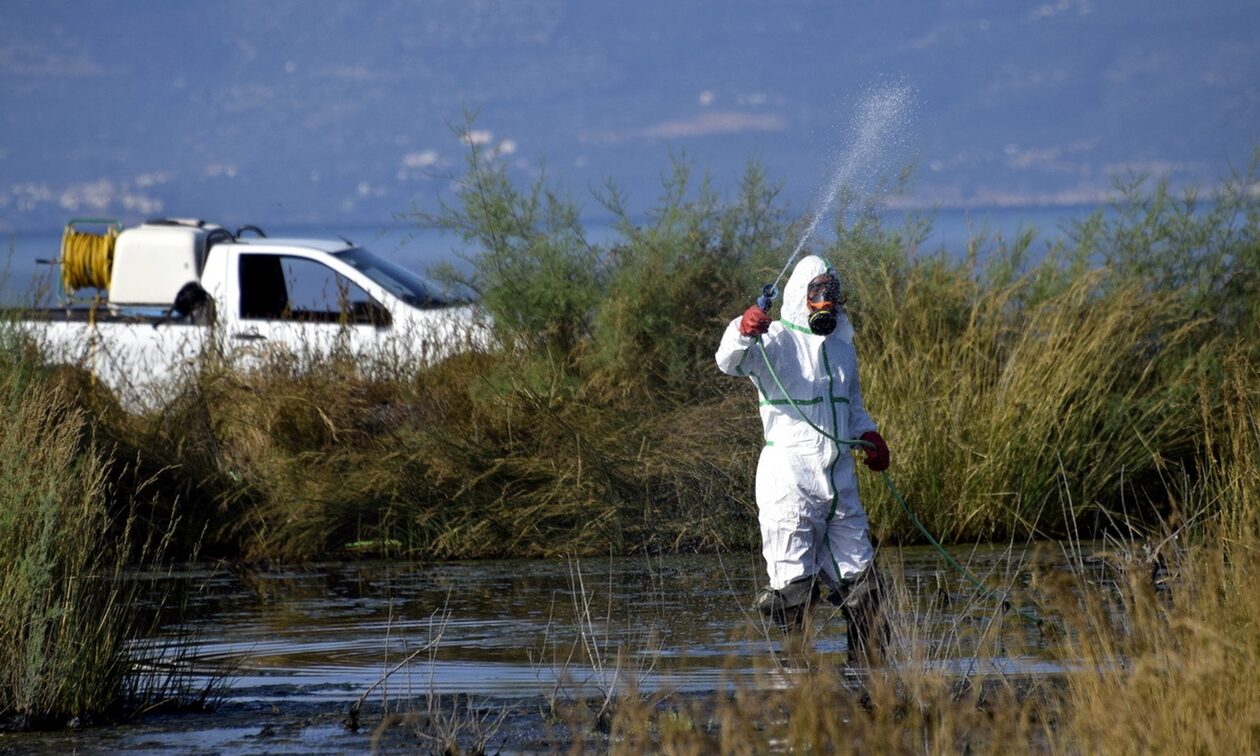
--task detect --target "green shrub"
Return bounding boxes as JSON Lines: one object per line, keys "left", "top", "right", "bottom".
{"left": 586, "top": 158, "right": 787, "bottom": 399}
{"left": 29, "top": 148, "right": 1257, "bottom": 562}
{"left": 411, "top": 119, "right": 604, "bottom": 355}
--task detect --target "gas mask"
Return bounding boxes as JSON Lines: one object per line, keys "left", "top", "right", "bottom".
{"left": 806, "top": 270, "right": 843, "bottom": 336}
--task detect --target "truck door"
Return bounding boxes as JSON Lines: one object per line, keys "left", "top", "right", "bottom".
{"left": 232, "top": 252, "right": 391, "bottom": 366}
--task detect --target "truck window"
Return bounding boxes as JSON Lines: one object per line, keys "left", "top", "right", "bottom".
{"left": 333, "top": 247, "right": 460, "bottom": 308}
{"left": 239, "top": 254, "right": 288, "bottom": 318}
{"left": 238, "top": 253, "right": 390, "bottom": 326}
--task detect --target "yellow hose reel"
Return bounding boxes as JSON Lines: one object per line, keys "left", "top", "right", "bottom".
{"left": 60, "top": 218, "right": 121, "bottom": 293}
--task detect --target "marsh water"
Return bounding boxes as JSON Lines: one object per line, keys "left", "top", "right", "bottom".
{"left": 3, "top": 543, "right": 1101, "bottom": 753}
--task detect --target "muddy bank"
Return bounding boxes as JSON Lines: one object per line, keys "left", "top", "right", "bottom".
{"left": 0, "top": 694, "right": 568, "bottom": 754}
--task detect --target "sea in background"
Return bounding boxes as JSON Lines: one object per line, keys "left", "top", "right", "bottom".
{"left": 0, "top": 204, "right": 1103, "bottom": 307}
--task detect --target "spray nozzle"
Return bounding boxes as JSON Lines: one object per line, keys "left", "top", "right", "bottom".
{"left": 756, "top": 284, "right": 778, "bottom": 312}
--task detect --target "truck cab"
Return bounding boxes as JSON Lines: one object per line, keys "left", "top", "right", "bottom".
{"left": 209, "top": 237, "right": 459, "bottom": 350}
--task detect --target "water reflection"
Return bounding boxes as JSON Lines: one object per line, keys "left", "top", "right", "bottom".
{"left": 159, "top": 542, "right": 1095, "bottom": 703}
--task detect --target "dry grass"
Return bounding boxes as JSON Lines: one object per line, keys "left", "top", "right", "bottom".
{"left": 0, "top": 375, "right": 125, "bottom": 726}
{"left": 4, "top": 158, "right": 1257, "bottom": 745}
{"left": 601, "top": 354, "right": 1260, "bottom": 753}
{"left": 12, "top": 159, "right": 1256, "bottom": 567}
{"left": 1048, "top": 351, "right": 1260, "bottom": 753}
{"left": 0, "top": 356, "right": 215, "bottom": 729}
{"left": 601, "top": 527, "right": 1258, "bottom": 753}
{"left": 164, "top": 256, "right": 1215, "bottom": 562}
{"left": 858, "top": 266, "right": 1204, "bottom": 544}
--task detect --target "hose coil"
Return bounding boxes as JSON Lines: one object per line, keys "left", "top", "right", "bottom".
{"left": 60, "top": 224, "right": 118, "bottom": 292}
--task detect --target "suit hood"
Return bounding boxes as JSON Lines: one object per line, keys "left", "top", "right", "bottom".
{"left": 780, "top": 255, "right": 853, "bottom": 342}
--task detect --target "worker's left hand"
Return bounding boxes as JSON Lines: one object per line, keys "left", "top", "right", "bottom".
{"left": 859, "top": 431, "right": 890, "bottom": 472}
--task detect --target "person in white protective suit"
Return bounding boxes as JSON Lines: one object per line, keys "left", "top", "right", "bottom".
{"left": 715, "top": 255, "right": 890, "bottom": 662}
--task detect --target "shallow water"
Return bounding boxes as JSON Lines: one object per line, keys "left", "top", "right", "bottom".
{"left": 3, "top": 542, "right": 1101, "bottom": 753}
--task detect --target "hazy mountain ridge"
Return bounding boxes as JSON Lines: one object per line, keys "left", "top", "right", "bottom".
{"left": 1, "top": 1, "right": 1256, "bottom": 233}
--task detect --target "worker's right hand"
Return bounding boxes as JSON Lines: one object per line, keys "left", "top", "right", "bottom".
{"left": 739, "top": 305, "right": 771, "bottom": 337}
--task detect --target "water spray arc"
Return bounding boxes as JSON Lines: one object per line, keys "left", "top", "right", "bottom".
{"left": 761, "top": 85, "right": 916, "bottom": 309}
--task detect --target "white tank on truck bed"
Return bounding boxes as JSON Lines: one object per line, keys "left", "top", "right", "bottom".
{"left": 107, "top": 219, "right": 220, "bottom": 307}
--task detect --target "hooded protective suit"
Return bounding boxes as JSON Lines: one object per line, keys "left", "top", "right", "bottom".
{"left": 716, "top": 255, "right": 877, "bottom": 593}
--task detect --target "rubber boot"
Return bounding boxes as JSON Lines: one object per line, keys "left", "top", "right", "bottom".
{"left": 755, "top": 574, "right": 820, "bottom": 633}
{"left": 836, "top": 563, "right": 889, "bottom": 668}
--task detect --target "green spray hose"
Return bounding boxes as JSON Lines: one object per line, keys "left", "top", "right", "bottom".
{"left": 754, "top": 338, "right": 1045, "bottom": 628}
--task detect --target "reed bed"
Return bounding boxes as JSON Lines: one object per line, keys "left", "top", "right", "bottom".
{"left": 0, "top": 370, "right": 120, "bottom": 727}
{"left": 0, "top": 345, "right": 215, "bottom": 729}
{"left": 857, "top": 266, "right": 1203, "bottom": 543}
{"left": 25, "top": 152, "right": 1245, "bottom": 564}
{"left": 1050, "top": 350, "right": 1260, "bottom": 753}
{"left": 4, "top": 143, "right": 1256, "bottom": 744}
{"left": 595, "top": 355, "right": 1260, "bottom": 753}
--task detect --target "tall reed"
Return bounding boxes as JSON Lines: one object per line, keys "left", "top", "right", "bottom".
{"left": 36, "top": 149, "right": 1258, "bottom": 562}
{"left": 601, "top": 355, "right": 1260, "bottom": 752}
{"left": 0, "top": 340, "right": 212, "bottom": 729}
{"left": 855, "top": 262, "right": 1203, "bottom": 542}
{"left": 1049, "top": 349, "right": 1260, "bottom": 752}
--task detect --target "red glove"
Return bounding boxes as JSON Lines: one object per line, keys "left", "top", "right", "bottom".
{"left": 739, "top": 305, "right": 771, "bottom": 337}
{"left": 859, "top": 431, "right": 889, "bottom": 472}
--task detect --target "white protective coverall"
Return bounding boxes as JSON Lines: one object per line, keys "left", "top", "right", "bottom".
{"left": 715, "top": 255, "right": 877, "bottom": 591}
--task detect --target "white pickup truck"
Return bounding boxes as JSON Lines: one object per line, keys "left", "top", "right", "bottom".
{"left": 21, "top": 218, "right": 486, "bottom": 408}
